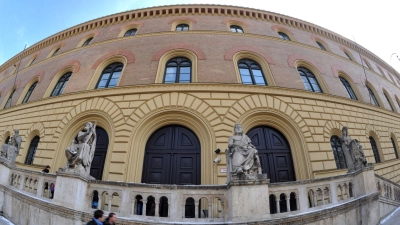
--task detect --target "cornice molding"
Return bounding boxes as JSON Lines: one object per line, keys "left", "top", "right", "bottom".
{"left": 0, "top": 4, "right": 397, "bottom": 78}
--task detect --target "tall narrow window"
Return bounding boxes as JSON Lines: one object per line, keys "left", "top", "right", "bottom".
{"left": 230, "top": 25, "right": 244, "bottom": 33}
{"left": 51, "top": 72, "right": 72, "bottom": 96}
{"left": 330, "top": 135, "right": 347, "bottom": 169}
{"left": 278, "top": 32, "right": 291, "bottom": 41}
{"left": 297, "top": 67, "right": 322, "bottom": 93}
{"left": 384, "top": 93, "right": 394, "bottom": 111}
{"left": 25, "top": 136, "right": 40, "bottom": 165}
{"left": 82, "top": 37, "right": 93, "bottom": 46}
{"left": 369, "top": 136, "right": 381, "bottom": 163}
{"left": 391, "top": 137, "right": 399, "bottom": 159}
{"left": 339, "top": 77, "right": 358, "bottom": 100}
{"left": 344, "top": 52, "right": 352, "bottom": 61}
{"left": 366, "top": 86, "right": 380, "bottom": 106}
{"left": 163, "top": 57, "right": 191, "bottom": 83}
{"left": 124, "top": 28, "right": 137, "bottom": 37}
{"left": 316, "top": 41, "right": 326, "bottom": 51}
{"left": 238, "top": 59, "right": 266, "bottom": 85}
{"left": 22, "top": 81, "right": 38, "bottom": 103}
{"left": 51, "top": 48, "right": 60, "bottom": 57}
{"left": 96, "top": 63, "right": 123, "bottom": 89}
{"left": 176, "top": 24, "right": 189, "bottom": 31}
{"left": 4, "top": 89, "right": 16, "bottom": 109}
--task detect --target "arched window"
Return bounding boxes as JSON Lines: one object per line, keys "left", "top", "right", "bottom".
{"left": 238, "top": 59, "right": 266, "bottom": 85}
{"left": 369, "top": 136, "right": 381, "bottom": 163}
{"left": 230, "top": 25, "right": 244, "bottom": 33}
{"left": 51, "top": 72, "right": 72, "bottom": 96}
{"left": 51, "top": 48, "right": 60, "bottom": 57}
{"left": 4, "top": 89, "right": 16, "bottom": 109}
{"left": 25, "top": 136, "right": 40, "bottom": 165}
{"left": 176, "top": 24, "right": 189, "bottom": 31}
{"left": 163, "top": 57, "right": 191, "bottom": 83}
{"left": 391, "top": 137, "right": 399, "bottom": 159}
{"left": 330, "top": 135, "right": 347, "bottom": 169}
{"left": 96, "top": 63, "right": 123, "bottom": 89}
{"left": 316, "top": 41, "right": 326, "bottom": 51}
{"left": 22, "top": 81, "right": 38, "bottom": 103}
{"left": 344, "top": 52, "right": 352, "bottom": 61}
{"left": 278, "top": 32, "right": 291, "bottom": 41}
{"left": 366, "top": 86, "right": 380, "bottom": 106}
{"left": 4, "top": 136, "right": 10, "bottom": 144}
{"left": 339, "top": 77, "right": 357, "bottom": 100}
{"left": 297, "top": 67, "right": 322, "bottom": 93}
{"left": 124, "top": 28, "right": 137, "bottom": 37}
{"left": 82, "top": 37, "right": 93, "bottom": 46}
{"left": 384, "top": 93, "right": 394, "bottom": 111}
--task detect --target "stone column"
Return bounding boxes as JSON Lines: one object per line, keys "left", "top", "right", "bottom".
{"left": 345, "top": 186, "right": 350, "bottom": 199}
{"left": 167, "top": 203, "right": 170, "bottom": 218}
{"left": 142, "top": 201, "right": 147, "bottom": 216}
{"left": 195, "top": 201, "right": 199, "bottom": 218}
{"left": 208, "top": 202, "right": 212, "bottom": 218}
{"left": 108, "top": 196, "right": 112, "bottom": 212}
{"left": 155, "top": 201, "right": 160, "bottom": 217}
{"left": 322, "top": 192, "right": 325, "bottom": 205}
{"left": 276, "top": 198, "right": 280, "bottom": 213}
{"left": 313, "top": 193, "right": 317, "bottom": 207}
{"left": 296, "top": 196, "right": 299, "bottom": 211}
{"left": 286, "top": 196, "right": 290, "bottom": 212}
{"left": 132, "top": 199, "right": 136, "bottom": 215}
{"left": 98, "top": 197, "right": 102, "bottom": 210}
{"left": 182, "top": 203, "right": 185, "bottom": 218}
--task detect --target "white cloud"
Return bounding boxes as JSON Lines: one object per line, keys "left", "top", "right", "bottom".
{"left": 16, "top": 26, "right": 25, "bottom": 38}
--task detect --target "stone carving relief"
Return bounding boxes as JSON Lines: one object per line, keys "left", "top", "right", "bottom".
{"left": 226, "top": 124, "right": 265, "bottom": 181}
{"left": 0, "top": 129, "right": 22, "bottom": 165}
{"left": 62, "top": 122, "right": 97, "bottom": 178}
{"left": 341, "top": 126, "right": 367, "bottom": 173}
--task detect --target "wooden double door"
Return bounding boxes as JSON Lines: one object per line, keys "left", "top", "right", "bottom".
{"left": 142, "top": 125, "right": 201, "bottom": 185}
{"left": 247, "top": 126, "right": 296, "bottom": 183}
{"left": 89, "top": 127, "right": 109, "bottom": 180}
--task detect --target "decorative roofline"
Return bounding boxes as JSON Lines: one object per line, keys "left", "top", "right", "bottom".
{"left": 1, "top": 4, "right": 397, "bottom": 77}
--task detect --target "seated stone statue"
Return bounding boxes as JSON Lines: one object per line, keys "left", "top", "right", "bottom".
{"left": 1, "top": 129, "right": 22, "bottom": 165}
{"left": 227, "top": 124, "right": 262, "bottom": 176}
{"left": 341, "top": 126, "right": 367, "bottom": 172}
{"left": 65, "top": 122, "right": 97, "bottom": 177}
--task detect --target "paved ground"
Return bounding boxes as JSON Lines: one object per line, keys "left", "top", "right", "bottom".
{"left": 0, "top": 217, "right": 14, "bottom": 225}
{"left": 381, "top": 207, "right": 400, "bottom": 225}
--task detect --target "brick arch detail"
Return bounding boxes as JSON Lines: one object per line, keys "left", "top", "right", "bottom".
{"left": 25, "top": 122, "right": 46, "bottom": 140}
{"left": 91, "top": 50, "right": 135, "bottom": 69}
{"left": 223, "top": 94, "right": 311, "bottom": 138}
{"left": 50, "top": 60, "right": 81, "bottom": 80}
{"left": 365, "top": 124, "right": 380, "bottom": 139}
{"left": 52, "top": 97, "right": 124, "bottom": 141}
{"left": 126, "top": 92, "right": 222, "bottom": 129}
{"left": 168, "top": 17, "right": 197, "bottom": 24}
{"left": 323, "top": 120, "right": 346, "bottom": 142}
{"left": 152, "top": 44, "right": 206, "bottom": 61}
{"left": 23, "top": 70, "right": 45, "bottom": 87}
{"left": 222, "top": 19, "right": 249, "bottom": 27}
{"left": 331, "top": 65, "right": 346, "bottom": 78}
{"left": 1, "top": 125, "right": 14, "bottom": 143}
{"left": 271, "top": 25, "right": 293, "bottom": 35}
{"left": 224, "top": 46, "right": 275, "bottom": 64}
{"left": 287, "top": 54, "right": 324, "bottom": 74}
{"left": 119, "top": 22, "right": 144, "bottom": 30}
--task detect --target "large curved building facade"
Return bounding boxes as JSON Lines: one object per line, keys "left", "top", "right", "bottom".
{"left": 1, "top": 4, "right": 400, "bottom": 224}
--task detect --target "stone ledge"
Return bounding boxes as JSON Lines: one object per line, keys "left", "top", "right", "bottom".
{"left": 89, "top": 180, "right": 228, "bottom": 190}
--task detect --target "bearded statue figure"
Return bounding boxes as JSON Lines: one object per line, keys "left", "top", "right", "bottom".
{"left": 65, "top": 122, "right": 97, "bottom": 177}
{"left": 1, "top": 129, "right": 22, "bottom": 165}
{"left": 227, "top": 124, "right": 262, "bottom": 177}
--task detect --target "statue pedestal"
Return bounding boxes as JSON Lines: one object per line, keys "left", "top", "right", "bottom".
{"left": 226, "top": 174, "right": 270, "bottom": 222}
{"left": 0, "top": 159, "right": 13, "bottom": 185}
{"left": 52, "top": 170, "right": 91, "bottom": 211}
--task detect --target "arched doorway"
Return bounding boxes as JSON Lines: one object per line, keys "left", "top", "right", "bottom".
{"left": 247, "top": 126, "right": 295, "bottom": 183}
{"left": 142, "top": 125, "right": 201, "bottom": 185}
{"left": 90, "top": 127, "right": 109, "bottom": 180}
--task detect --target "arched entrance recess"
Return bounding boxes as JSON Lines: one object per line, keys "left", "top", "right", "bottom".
{"left": 142, "top": 125, "right": 201, "bottom": 185}
{"left": 90, "top": 127, "right": 109, "bottom": 180}
{"left": 247, "top": 126, "right": 295, "bottom": 183}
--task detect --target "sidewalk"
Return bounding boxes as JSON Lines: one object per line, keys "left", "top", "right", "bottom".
{"left": 381, "top": 207, "right": 400, "bottom": 225}
{"left": 0, "top": 217, "right": 14, "bottom": 225}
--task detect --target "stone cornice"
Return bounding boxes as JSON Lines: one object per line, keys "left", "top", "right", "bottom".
{"left": 1, "top": 83, "right": 400, "bottom": 123}
{"left": 0, "top": 4, "right": 397, "bottom": 78}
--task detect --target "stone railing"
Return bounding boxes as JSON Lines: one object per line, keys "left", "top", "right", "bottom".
{"left": 86, "top": 181, "right": 226, "bottom": 223}
{"left": 268, "top": 173, "right": 355, "bottom": 217}
{"left": 0, "top": 162, "right": 381, "bottom": 224}
{"left": 8, "top": 167, "right": 56, "bottom": 200}
{"left": 375, "top": 174, "right": 400, "bottom": 201}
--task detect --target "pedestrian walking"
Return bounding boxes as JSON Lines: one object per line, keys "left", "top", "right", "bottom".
{"left": 42, "top": 165, "right": 50, "bottom": 173}
{"left": 86, "top": 210, "right": 105, "bottom": 225}
{"left": 103, "top": 212, "right": 117, "bottom": 225}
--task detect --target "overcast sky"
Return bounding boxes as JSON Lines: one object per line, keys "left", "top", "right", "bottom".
{"left": 1, "top": 0, "right": 399, "bottom": 72}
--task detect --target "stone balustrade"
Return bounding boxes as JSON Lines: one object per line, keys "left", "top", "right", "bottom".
{"left": 0, "top": 162, "right": 384, "bottom": 224}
